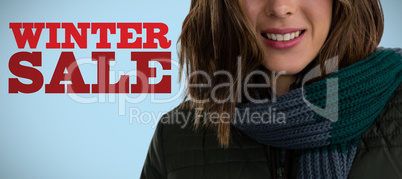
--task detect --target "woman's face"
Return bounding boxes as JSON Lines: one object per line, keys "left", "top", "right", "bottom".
{"left": 242, "top": 0, "right": 333, "bottom": 74}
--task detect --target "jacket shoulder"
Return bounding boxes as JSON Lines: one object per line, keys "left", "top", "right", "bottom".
{"left": 141, "top": 101, "right": 272, "bottom": 179}
{"left": 349, "top": 83, "right": 402, "bottom": 178}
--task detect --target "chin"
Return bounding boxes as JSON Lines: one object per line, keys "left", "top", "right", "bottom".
{"left": 262, "top": 61, "right": 308, "bottom": 75}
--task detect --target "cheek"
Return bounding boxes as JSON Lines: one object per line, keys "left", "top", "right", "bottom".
{"left": 305, "top": 0, "right": 333, "bottom": 15}
{"left": 311, "top": 0, "right": 333, "bottom": 28}
{"left": 241, "top": 0, "right": 265, "bottom": 28}
{"left": 304, "top": 1, "right": 333, "bottom": 44}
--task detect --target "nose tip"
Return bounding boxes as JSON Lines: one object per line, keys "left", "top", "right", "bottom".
{"left": 269, "top": 8, "right": 293, "bottom": 18}
{"left": 265, "top": 0, "right": 296, "bottom": 18}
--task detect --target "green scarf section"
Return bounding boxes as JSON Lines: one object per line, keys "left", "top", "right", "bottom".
{"left": 233, "top": 48, "right": 402, "bottom": 178}
{"left": 306, "top": 48, "right": 402, "bottom": 148}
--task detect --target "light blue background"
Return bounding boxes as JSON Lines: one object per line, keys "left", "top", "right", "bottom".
{"left": 0, "top": 0, "right": 401, "bottom": 178}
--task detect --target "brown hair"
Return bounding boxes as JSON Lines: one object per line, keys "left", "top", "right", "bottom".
{"left": 178, "top": 0, "right": 384, "bottom": 147}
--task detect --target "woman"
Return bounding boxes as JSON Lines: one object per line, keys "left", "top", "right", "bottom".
{"left": 141, "top": 0, "right": 402, "bottom": 178}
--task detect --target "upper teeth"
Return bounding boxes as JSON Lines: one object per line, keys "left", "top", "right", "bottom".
{"left": 266, "top": 31, "right": 302, "bottom": 41}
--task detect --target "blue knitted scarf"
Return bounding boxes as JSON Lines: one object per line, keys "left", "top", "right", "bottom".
{"left": 232, "top": 48, "right": 402, "bottom": 179}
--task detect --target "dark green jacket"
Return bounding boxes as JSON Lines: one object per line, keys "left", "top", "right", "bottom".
{"left": 141, "top": 83, "right": 402, "bottom": 179}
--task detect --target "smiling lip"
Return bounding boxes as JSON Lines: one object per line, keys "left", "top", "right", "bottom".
{"left": 261, "top": 28, "right": 306, "bottom": 50}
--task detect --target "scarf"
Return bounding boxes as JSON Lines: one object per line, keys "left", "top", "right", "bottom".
{"left": 232, "top": 48, "right": 402, "bottom": 179}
